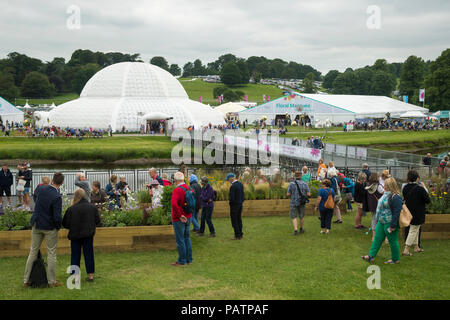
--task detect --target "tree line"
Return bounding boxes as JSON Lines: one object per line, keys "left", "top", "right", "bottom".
{"left": 0, "top": 48, "right": 448, "bottom": 111}
{"left": 322, "top": 49, "right": 450, "bottom": 111}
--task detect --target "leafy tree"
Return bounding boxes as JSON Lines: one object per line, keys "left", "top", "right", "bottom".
{"left": 254, "top": 61, "right": 271, "bottom": 78}
{"left": 220, "top": 62, "right": 242, "bottom": 86}
{"left": 150, "top": 56, "right": 169, "bottom": 71}
{"left": 215, "top": 54, "right": 237, "bottom": 70}
{"left": 424, "top": 48, "right": 450, "bottom": 112}
{"left": 192, "top": 59, "right": 206, "bottom": 76}
{"left": 246, "top": 56, "right": 266, "bottom": 75}
{"left": 332, "top": 70, "right": 358, "bottom": 94}
{"left": 168, "top": 64, "right": 181, "bottom": 76}
{"left": 71, "top": 63, "right": 101, "bottom": 95}
{"left": 322, "top": 70, "right": 340, "bottom": 89}
{"left": 370, "top": 71, "right": 396, "bottom": 96}
{"left": 68, "top": 49, "right": 97, "bottom": 66}
{"left": 372, "top": 59, "right": 390, "bottom": 73}
{"left": 0, "top": 71, "right": 20, "bottom": 102}
{"left": 49, "top": 74, "right": 64, "bottom": 93}
{"left": 182, "top": 62, "right": 194, "bottom": 77}
{"left": 236, "top": 58, "right": 250, "bottom": 84}
{"left": 252, "top": 71, "right": 262, "bottom": 84}
{"left": 302, "top": 72, "right": 317, "bottom": 93}
{"left": 399, "top": 55, "right": 425, "bottom": 104}
{"left": 4, "top": 52, "right": 44, "bottom": 86}
{"left": 354, "top": 67, "right": 374, "bottom": 94}
{"left": 44, "top": 57, "right": 65, "bottom": 77}
{"left": 21, "top": 71, "right": 55, "bottom": 98}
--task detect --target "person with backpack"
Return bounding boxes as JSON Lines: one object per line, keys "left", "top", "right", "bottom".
{"left": 170, "top": 171, "right": 193, "bottom": 266}
{"left": 287, "top": 171, "right": 311, "bottom": 235}
{"left": 189, "top": 174, "right": 201, "bottom": 234}
{"left": 362, "top": 177, "right": 403, "bottom": 264}
{"left": 198, "top": 176, "right": 216, "bottom": 237}
{"left": 364, "top": 172, "right": 384, "bottom": 241}
{"left": 327, "top": 168, "right": 342, "bottom": 224}
{"left": 402, "top": 170, "right": 431, "bottom": 256}
{"left": 24, "top": 172, "right": 65, "bottom": 288}
{"left": 62, "top": 189, "right": 101, "bottom": 282}
{"left": 227, "top": 173, "right": 245, "bottom": 240}
{"left": 315, "top": 179, "right": 336, "bottom": 234}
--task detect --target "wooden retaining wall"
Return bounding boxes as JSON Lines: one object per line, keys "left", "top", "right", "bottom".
{"left": 0, "top": 225, "right": 175, "bottom": 258}
{"left": 418, "top": 214, "right": 450, "bottom": 240}
{"left": 210, "top": 199, "right": 347, "bottom": 218}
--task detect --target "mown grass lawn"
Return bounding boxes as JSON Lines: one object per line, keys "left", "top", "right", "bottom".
{"left": 283, "top": 129, "right": 450, "bottom": 149}
{"left": 179, "top": 78, "right": 284, "bottom": 105}
{"left": 1, "top": 212, "right": 448, "bottom": 300}
{"left": 0, "top": 136, "right": 177, "bottom": 162}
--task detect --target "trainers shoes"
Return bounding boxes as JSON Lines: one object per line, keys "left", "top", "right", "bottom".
{"left": 293, "top": 230, "right": 299, "bottom": 236}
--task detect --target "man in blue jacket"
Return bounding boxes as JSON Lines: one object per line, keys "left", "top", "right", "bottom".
{"left": 0, "top": 164, "right": 14, "bottom": 208}
{"left": 227, "top": 173, "right": 245, "bottom": 240}
{"left": 23, "top": 172, "right": 64, "bottom": 288}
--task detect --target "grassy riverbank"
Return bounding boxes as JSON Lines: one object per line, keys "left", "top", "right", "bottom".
{"left": 0, "top": 136, "right": 177, "bottom": 162}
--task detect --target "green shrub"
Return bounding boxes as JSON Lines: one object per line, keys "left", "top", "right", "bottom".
{"left": 308, "top": 180, "right": 321, "bottom": 199}
{"left": 1, "top": 209, "right": 31, "bottom": 230}
{"left": 136, "top": 189, "right": 152, "bottom": 204}
{"left": 148, "top": 207, "right": 171, "bottom": 226}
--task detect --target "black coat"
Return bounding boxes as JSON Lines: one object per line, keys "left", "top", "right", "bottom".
{"left": 0, "top": 169, "right": 13, "bottom": 186}
{"left": 62, "top": 199, "right": 101, "bottom": 240}
{"left": 403, "top": 183, "right": 431, "bottom": 225}
{"left": 189, "top": 181, "right": 202, "bottom": 212}
{"left": 229, "top": 181, "right": 245, "bottom": 206}
{"left": 30, "top": 185, "right": 63, "bottom": 230}
{"left": 354, "top": 182, "right": 366, "bottom": 203}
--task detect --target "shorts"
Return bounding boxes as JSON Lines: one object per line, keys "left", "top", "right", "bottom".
{"left": 290, "top": 205, "right": 305, "bottom": 219}
{"left": 0, "top": 186, "right": 11, "bottom": 197}
{"left": 23, "top": 187, "right": 30, "bottom": 195}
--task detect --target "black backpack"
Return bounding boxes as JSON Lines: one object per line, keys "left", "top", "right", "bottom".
{"left": 29, "top": 250, "right": 48, "bottom": 288}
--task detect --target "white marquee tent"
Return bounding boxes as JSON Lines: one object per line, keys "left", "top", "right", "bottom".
{"left": 0, "top": 96, "right": 24, "bottom": 124}
{"left": 35, "top": 62, "right": 225, "bottom": 131}
{"left": 213, "top": 102, "right": 246, "bottom": 117}
{"left": 238, "top": 93, "right": 429, "bottom": 124}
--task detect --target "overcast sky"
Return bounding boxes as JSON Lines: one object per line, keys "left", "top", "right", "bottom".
{"left": 1, "top": 0, "right": 449, "bottom": 74}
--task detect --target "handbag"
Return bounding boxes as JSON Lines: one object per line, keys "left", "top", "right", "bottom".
{"left": 17, "top": 179, "right": 25, "bottom": 192}
{"left": 399, "top": 204, "right": 413, "bottom": 228}
{"left": 388, "top": 193, "right": 413, "bottom": 228}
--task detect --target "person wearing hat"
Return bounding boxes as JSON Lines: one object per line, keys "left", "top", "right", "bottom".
{"left": 151, "top": 179, "right": 164, "bottom": 209}
{"left": 227, "top": 173, "right": 245, "bottom": 240}
{"left": 198, "top": 176, "right": 216, "bottom": 237}
{"left": 189, "top": 174, "right": 201, "bottom": 233}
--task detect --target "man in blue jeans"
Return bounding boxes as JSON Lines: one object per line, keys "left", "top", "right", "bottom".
{"left": 170, "top": 172, "right": 193, "bottom": 266}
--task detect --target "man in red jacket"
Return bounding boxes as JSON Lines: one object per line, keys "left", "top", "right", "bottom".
{"left": 171, "top": 171, "right": 193, "bottom": 266}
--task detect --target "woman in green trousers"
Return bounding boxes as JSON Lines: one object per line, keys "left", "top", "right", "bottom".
{"left": 361, "top": 177, "right": 403, "bottom": 264}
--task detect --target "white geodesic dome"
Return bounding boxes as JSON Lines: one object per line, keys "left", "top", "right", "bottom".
{"left": 36, "top": 62, "right": 225, "bottom": 131}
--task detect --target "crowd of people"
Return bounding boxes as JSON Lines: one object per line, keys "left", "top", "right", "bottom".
{"left": 7, "top": 158, "right": 447, "bottom": 287}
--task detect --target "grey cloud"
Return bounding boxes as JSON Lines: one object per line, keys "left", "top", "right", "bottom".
{"left": 0, "top": 0, "right": 448, "bottom": 74}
